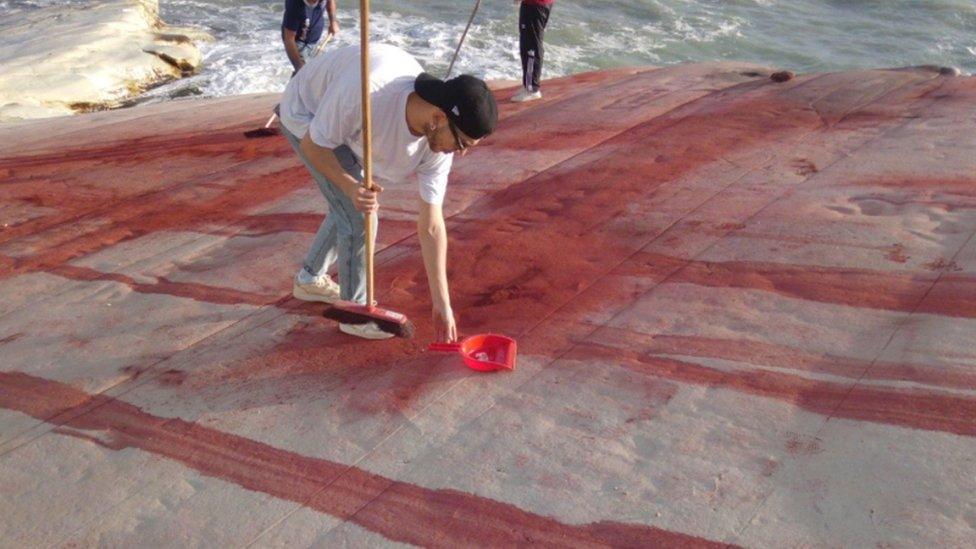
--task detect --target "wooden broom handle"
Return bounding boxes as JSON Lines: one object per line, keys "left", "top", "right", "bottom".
{"left": 360, "top": 0, "right": 375, "bottom": 308}
{"left": 446, "top": 0, "right": 481, "bottom": 78}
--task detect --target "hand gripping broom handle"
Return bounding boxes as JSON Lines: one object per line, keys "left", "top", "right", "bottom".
{"left": 360, "top": 0, "right": 376, "bottom": 308}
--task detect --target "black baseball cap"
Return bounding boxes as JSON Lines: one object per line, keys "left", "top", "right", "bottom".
{"left": 415, "top": 73, "right": 498, "bottom": 139}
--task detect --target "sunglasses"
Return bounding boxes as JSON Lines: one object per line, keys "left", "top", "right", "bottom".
{"left": 447, "top": 119, "right": 471, "bottom": 152}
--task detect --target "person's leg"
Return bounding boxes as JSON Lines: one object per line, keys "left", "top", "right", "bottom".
{"left": 307, "top": 145, "right": 372, "bottom": 305}
{"left": 333, "top": 186, "right": 375, "bottom": 304}
{"left": 282, "top": 128, "right": 370, "bottom": 304}
{"left": 516, "top": 3, "right": 550, "bottom": 101}
{"left": 282, "top": 126, "right": 341, "bottom": 278}
{"left": 532, "top": 5, "right": 551, "bottom": 91}
{"left": 303, "top": 210, "right": 339, "bottom": 277}
{"left": 518, "top": 3, "right": 535, "bottom": 91}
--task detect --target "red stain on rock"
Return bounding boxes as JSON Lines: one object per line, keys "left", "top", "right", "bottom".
{"left": 0, "top": 371, "right": 724, "bottom": 548}
{"left": 924, "top": 258, "right": 961, "bottom": 272}
{"left": 214, "top": 212, "right": 322, "bottom": 237}
{"left": 885, "top": 244, "right": 909, "bottom": 263}
{"left": 631, "top": 333, "right": 976, "bottom": 390}
{"left": 784, "top": 432, "right": 824, "bottom": 456}
{"left": 0, "top": 332, "right": 24, "bottom": 345}
{"left": 790, "top": 158, "right": 818, "bottom": 176}
{"left": 917, "top": 275, "right": 976, "bottom": 318}
{"left": 574, "top": 342, "right": 976, "bottom": 438}
{"left": 409, "top": 74, "right": 950, "bottom": 348}
{"left": 758, "top": 458, "right": 779, "bottom": 477}
{"left": 0, "top": 129, "right": 291, "bottom": 172}
{"left": 157, "top": 369, "right": 187, "bottom": 386}
{"left": 621, "top": 252, "right": 976, "bottom": 319}
{"left": 0, "top": 156, "right": 305, "bottom": 282}
{"left": 378, "top": 89, "right": 840, "bottom": 340}
{"left": 120, "top": 365, "right": 146, "bottom": 381}
{"left": 47, "top": 264, "right": 281, "bottom": 308}
{"left": 150, "top": 315, "right": 444, "bottom": 418}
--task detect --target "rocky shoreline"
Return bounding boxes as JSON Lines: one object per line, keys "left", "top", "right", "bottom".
{"left": 0, "top": 0, "right": 210, "bottom": 122}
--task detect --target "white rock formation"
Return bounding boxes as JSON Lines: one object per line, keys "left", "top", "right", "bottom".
{"left": 0, "top": 0, "right": 211, "bottom": 121}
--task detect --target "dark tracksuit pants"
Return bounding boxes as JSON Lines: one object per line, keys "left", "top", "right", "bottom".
{"left": 519, "top": 3, "right": 551, "bottom": 92}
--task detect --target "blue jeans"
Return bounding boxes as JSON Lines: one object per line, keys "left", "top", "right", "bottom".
{"left": 282, "top": 126, "right": 375, "bottom": 304}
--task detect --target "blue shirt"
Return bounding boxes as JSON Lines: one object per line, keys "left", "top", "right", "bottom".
{"left": 282, "top": 0, "right": 325, "bottom": 47}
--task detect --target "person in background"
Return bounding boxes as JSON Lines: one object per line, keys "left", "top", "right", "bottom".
{"left": 282, "top": 0, "right": 339, "bottom": 73}
{"left": 512, "top": 0, "right": 554, "bottom": 102}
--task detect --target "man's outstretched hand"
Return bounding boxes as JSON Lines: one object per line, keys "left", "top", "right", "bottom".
{"left": 433, "top": 303, "right": 457, "bottom": 343}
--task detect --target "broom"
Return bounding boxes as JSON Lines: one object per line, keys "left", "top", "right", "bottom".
{"left": 321, "top": 0, "right": 414, "bottom": 338}
{"left": 244, "top": 34, "right": 334, "bottom": 139}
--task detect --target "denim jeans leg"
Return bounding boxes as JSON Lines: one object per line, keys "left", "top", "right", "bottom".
{"left": 304, "top": 213, "right": 338, "bottom": 277}
{"left": 282, "top": 127, "right": 372, "bottom": 304}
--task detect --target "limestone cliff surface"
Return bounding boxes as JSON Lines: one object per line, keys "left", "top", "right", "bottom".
{"left": 1, "top": 64, "right": 974, "bottom": 547}
{"left": 0, "top": 0, "right": 210, "bottom": 121}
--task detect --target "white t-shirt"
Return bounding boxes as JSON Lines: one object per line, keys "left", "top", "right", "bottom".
{"left": 279, "top": 44, "right": 453, "bottom": 205}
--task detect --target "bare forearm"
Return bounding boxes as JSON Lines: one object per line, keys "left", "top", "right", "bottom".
{"left": 283, "top": 34, "right": 303, "bottom": 70}
{"left": 327, "top": 0, "right": 337, "bottom": 25}
{"left": 299, "top": 134, "right": 360, "bottom": 198}
{"left": 418, "top": 219, "right": 451, "bottom": 308}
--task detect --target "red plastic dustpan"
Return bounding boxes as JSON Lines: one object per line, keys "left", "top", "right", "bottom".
{"left": 428, "top": 334, "right": 517, "bottom": 372}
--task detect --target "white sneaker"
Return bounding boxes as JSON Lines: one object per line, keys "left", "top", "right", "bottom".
{"left": 339, "top": 321, "right": 394, "bottom": 340}
{"left": 511, "top": 87, "right": 542, "bottom": 103}
{"left": 292, "top": 269, "right": 341, "bottom": 303}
